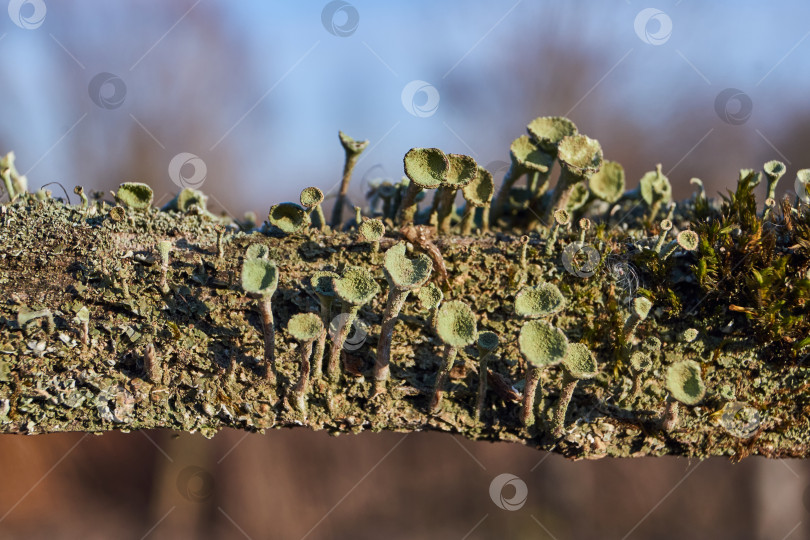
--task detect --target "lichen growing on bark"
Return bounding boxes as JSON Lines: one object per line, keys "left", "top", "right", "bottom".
{"left": 1, "top": 119, "right": 810, "bottom": 461}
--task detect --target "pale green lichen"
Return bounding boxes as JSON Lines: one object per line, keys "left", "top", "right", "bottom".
{"left": 331, "top": 131, "right": 369, "bottom": 228}
{"left": 398, "top": 147, "right": 449, "bottom": 225}
{"left": 115, "top": 182, "right": 153, "bottom": 211}
{"left": 553, "top": 342, "right": 597, "bottom": 437}
{"left": 514, "top": 282, "right": 565, "bottom": 319}
{"left": 460, "top": 166, "right": 494, "bottom": 235}
{"left": 430, "top": 300, "right": 477, "bottom": 413}
{"left": 162, "top": 187, "right": 207, "bottom": 214}
{"left": 374, "top": 243, "right": 432, "bottom": 387}
{"left": 526, "top": 116, "right": 578, "bottom": 154}
{"left": 300, "top": 186, "right": 326, "bottom": 230}
{"left": 268, "top": 202, "right": 311, "bottom": 234}
{"left": 241, "top": 256, "right": 279, "bottom": 383}
{"left": 663, "top": 359, "right": 706, "bottom": 431}
{"left": 588, "top": 160, "right": 625, "bottom": 204}
{"left": 286, "top": 312, "right": 323, "bottom": 414}
{"left": 328, "top": 266, "right": 380, "bottom": 381}
{"left": 518, "top": 320, "right": 568, "bottom": 427}
{"left": 639, "top": 164, "right": 672, "bottom": 222}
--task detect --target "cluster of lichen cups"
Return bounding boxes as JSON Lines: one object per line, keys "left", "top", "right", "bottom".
{"left": 17, "top": 115, "right": 809, "bottom": 438}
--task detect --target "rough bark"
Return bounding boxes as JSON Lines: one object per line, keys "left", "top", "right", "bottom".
{"left": 0, "top": 194, "right": 809, "bottom": 462}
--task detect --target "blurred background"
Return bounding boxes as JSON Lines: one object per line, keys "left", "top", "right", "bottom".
{"left": 1, "top": 1, "right": 810, "bottom": 538}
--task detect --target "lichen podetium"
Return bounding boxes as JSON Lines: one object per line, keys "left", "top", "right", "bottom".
{"left": 1, "top": 116, "right": 809, "bottom": 461}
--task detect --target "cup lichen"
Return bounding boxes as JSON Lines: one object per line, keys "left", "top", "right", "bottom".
{"left": 662, "top": 359, "right": 706, "bottom": 430}
{"left": 460, "top": 166, "right": 494, "bottom": 235}
{"left": 331, "top": 131, "right": 369, "bottom": 228}
{"left": 286, "top": 312, "right": 324, "bottom": 413}
{"left": 241, "top": 255, "right": 279, "bottom": 383}
{"left": 398, "top": 147, "right": 449, "bottom": 225}
{"left": 300, "top": 186, "right": 327, "bottom": 231}
{"left": 429, "top": 300, "right": 477, "bottom": 413}
{"left": 328, "top": 266, "right": 380, "bottom": 381}
{"left": 116, "top": 182, "right": 154, "bottom": 211}
{"left": 552, "top": 342, "right": 597, "bottom": 437}
{"left": 373, "top": 243, "right": 432, "bottom": 392}
{"left": 518, "top": 320, "right": 569, "bottom": 427}
{"left": 514, "top": 282, "right": 566, "bottom": 319}
{"left": 269, "top": 202, "right": 311, "bottom": 234}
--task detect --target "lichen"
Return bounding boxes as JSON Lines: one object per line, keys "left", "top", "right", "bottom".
{"left": 1, "top": 117, "right": 809, "bottom": 461}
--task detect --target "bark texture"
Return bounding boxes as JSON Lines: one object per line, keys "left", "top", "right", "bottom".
{"left": 0, "top": 194, "right": 809, "bottom": 462}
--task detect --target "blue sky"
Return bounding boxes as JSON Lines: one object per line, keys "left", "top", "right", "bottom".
{"left": 2, "top": 1, "right": 810, "bottom": 214}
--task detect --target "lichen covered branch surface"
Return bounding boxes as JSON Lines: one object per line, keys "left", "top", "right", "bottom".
{"left": 1, "top": 122, "right": 810, "bottom": 460}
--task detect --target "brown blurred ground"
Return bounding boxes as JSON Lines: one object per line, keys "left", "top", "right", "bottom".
{"left": 0, "top": 429, "right": 807, "bottom": 539}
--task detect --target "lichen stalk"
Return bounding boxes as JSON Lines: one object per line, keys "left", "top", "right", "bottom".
{"left": 292, "top": 340, "right": 313, "bottom": 413}
{"left": 474, "top": 350, "right": 492, "bottom": 423}
{"left": 552, "top": 374, "right": 578, "bottom": 437}
{"left": 327, "top": 306, "right": 359, "bottom": 382}
{"left": 331, "top": 153, "right": 361, "bottom": 228}
{"left": 397, "top": 182, "right": 422, "bottom": 225}
{"left": 521, "top": 366, "right": 541, "bottom": 427}
{"left": 662, "top": 399, "right": 679, "bottom": 431}
{"left": 429, "top": 344, "right": 458, "bottom": 413}
{"left": 373, "top": 289, "right": 410, "bottom": 389}
{"left": 259, "top": 297, "right": 276, "bottom": 384}
{"left": 491, "top": 164, "right": 524, "bottom": 220}
{"left": 311, "top": 296, "right": 333, "bottom": 380}
{"left": 460, "top": 205, "right": 476, "bottom": 235}
{"left": 144, "top": 343, "right": 161, "bottom": 384}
